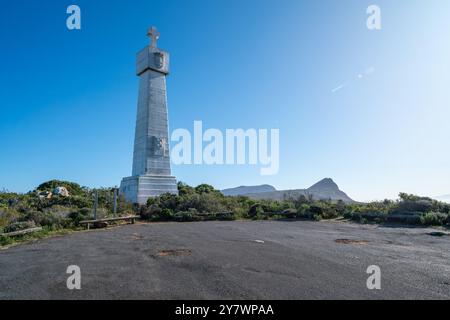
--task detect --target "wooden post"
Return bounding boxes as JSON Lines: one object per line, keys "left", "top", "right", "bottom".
{"left": 113, "top": 188, "right": 118, "bottom": 216}
{"left": 93, "top": 191, "right": 98, "bottom": 220}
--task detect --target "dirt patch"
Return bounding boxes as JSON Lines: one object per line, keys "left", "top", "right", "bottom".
{"left": 156, "top": 249, "right": 192, "bottom": 257}
{"left": 335, "top": 239, "right": 369, "bottom": 245}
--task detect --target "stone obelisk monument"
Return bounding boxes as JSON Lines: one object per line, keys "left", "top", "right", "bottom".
{"left": 120, "top": 27, "right": 178, "bottom": 204}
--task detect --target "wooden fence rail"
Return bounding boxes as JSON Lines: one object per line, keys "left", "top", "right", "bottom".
{"left": 0, "top": 227, "right": 43, "bottom": 237}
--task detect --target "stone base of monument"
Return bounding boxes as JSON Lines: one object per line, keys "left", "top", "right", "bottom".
{"left": 120, "top": 175, "right": 178, "bottom": 205}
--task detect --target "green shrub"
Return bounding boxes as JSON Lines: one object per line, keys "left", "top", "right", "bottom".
{"left": 160, "top": 208, "right": 174, "bottom": 220}
{"left": 173, "top": 211, "right": 194, "bottom": 222}
{"left": 248, "top": 204, "right": 264, "bottom": 218}
{"left": 363, "top": 212, "right": 388, "bottom": 223}
{"left": 232, "top": 207, "right": 248, "bottom": 220}
{"left": 22, "top": 210, "right": 70, "bottom": 229}
{"left": 3, "top": 221, "right": 36, "bottom": 233}
{"left": 297, "top": 211, "right": 314, "bottom": 219}
{"left": 397, "top": 200, "right": 433, "bottom": 213}
{"left": 68, "top": 208, "right": 91, "bottom": 225}
{"left": 43, "top": 205, "right": 74, "bottom": 217}
{"left": 158, "top": 193, "right": 180, "bottom": 211}
{"left": 297, "top": 203, "right": 310, "bottom": 214}
{"left": 309, "top": 205, "right": 323, "bottom": 216}
{"left": 146, "top": 197, "right": 158, "bottom": 206}
{"left": 281, "top": 208, "right": 297, "bottom": 218}
{"left": 321, "top": 207, "right": 340, "bottom": 219}
{"left": 350, "top": 211, "right": 387, "bottom": 223}
{"left": 177, "top": 182, "right": 195, "bottom": 196}
{"left": 256, "top": 213, "right": 269, "bottom": 220}
{"left": 216, "top": 212, "right": 234, "bottom": 221}
{"left": 420, "top": 212, "right": 448, "bottom": 226}
{"left": 139, "top": 204, "right": 162, "bottom": 220}
{"left": 343, "top": 211, "right": 353, "bottom": 220}
{"left": 194, "top": 184, "right": 221, "bottom": 195}
{"left": 387, "top": 211, "right": 423, "bottom": 225}
{"left": 0, "top": 208, "right": 21, "bottom": 228}
{"left": 0, "top": 235, "right": 13, "bottom": 246}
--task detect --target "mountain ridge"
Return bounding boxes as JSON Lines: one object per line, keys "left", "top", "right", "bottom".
{"left": 221, "top": 184, "right": 276, "bottom": 196}
{"left": 222, "top": 178, "right": 355, "bottom": 203}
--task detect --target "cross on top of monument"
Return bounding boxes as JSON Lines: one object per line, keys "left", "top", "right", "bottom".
{"left": 147, "top": 26, "right": 160, "bottom": 48}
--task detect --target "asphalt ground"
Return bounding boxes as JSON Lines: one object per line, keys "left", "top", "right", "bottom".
{"left": 0, "top": 220, "right": 449, "bottom": 299}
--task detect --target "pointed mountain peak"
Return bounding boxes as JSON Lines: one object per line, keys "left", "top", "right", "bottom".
{"left": 308, "top": 178, "right": 339, "bottom": 191}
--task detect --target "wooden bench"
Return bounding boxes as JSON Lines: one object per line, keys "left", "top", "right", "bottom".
{"left": 1, "top": 227, "right": 43, "bottom": 237}
{"left": 80, "top": 216, "right": 140, "bottom": 230}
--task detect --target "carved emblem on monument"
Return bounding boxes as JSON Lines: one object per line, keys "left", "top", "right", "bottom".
{"left": 148, "top": 136, "right": 168, "bottom": 157}
{"left": 154, "top": 52, "right": 165, "bottom": 69}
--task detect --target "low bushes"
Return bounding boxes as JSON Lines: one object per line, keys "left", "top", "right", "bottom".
{"left": 1, "top": 207, "right": 94, "bottom": 233}
{"left": 347, "top": 211, "right": 388, "bottom": 223}
{"left": 173, "top": 211, "right": 195, "bottom": 222}
{"left": 137, "top": 187, "right": 450, "bottom": 228}
{"left": 141, "top": 207, "right": 234, "bottom": 223}
{"left": 420, "top": 212, "right": 448, "bottom": 226}
{"left": 22, "top": 210, "right": 71, "bottom": 230}
{"left": 3, "top": 221, "right": 36, "bottom": 233}
{"left": 68, "top": 208, "right": 92, "bottom": 226}
{"left": 1, "top": 181, "right": 450, "bottom": 245}
{"left": 386, "top": 211, "right": 423, "bottom": 225}
{"left": 0, "top": 208, "right": 21, "bottom": 229}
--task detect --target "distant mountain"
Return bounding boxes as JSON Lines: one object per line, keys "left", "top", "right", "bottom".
{"left": 305, "top": 178, "right": 352, "bottom": 202}
{"left": 222, "top": 185, "right": 276, "bottom": 196}
{"left": 221, "top": 178, "right": 355, "bottom": 203}
{"left": 434, "top": 194, "right": 450, "bottom": 203}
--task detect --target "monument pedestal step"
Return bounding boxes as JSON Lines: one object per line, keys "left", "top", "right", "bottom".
{"left": 120, "top": 174, "right": 178, "bottom": 205}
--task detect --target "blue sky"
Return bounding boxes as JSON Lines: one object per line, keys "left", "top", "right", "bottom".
{"left": 0, "top": 0, "right": 449, "bottom": 201}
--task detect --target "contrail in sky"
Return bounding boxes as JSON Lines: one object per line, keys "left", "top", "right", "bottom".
{"left": 331, "top": 83, "right": 347, "bottom": 93}
{"left": 331, "top": 66, "right": 376, "bottom": 94}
